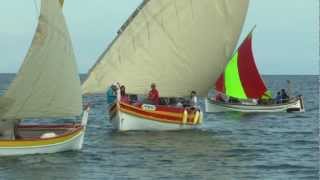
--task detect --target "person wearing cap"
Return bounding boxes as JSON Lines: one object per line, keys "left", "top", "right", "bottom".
{"left": 148, "top": 83, "right": 160, "bottom": 105}
{"left": 106, "top": 83, "right": 118, "bottom": 104}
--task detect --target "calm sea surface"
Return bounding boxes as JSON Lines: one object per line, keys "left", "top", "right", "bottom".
{"left": 0, "top": 74, "right": 318, "bottom": 180}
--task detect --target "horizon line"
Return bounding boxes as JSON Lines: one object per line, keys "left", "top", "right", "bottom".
{"left": 0, "top": 73, "right": 318, "bottom": 76}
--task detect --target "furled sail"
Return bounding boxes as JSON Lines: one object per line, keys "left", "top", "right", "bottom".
{"left": 215, "top": 30, "right": 268, "bottom": 99}
{"left": 1, "top": 0, "right": 82, "bottom": 120}
{"left": 82, "top": 0, "right": 249, "bottom": 97}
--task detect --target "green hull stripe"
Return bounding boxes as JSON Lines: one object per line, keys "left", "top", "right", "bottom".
{"left": 225, "top": 52, "right": 247, "bottom": 99}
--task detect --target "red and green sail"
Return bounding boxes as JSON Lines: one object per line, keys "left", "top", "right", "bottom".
{"left": 215, "top": 31, "right": 268, "bottom": 99}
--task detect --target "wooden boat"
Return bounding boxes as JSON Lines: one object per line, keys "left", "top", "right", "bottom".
{"left": 205, "top": 28, "right": 305, "bottom": 113}
{"left": 0, "top": 112, "right": 89, "bottom": 156}
{"left": 0, "top": 0, "right": 90, "bottom": 156}
{"left": 205, "top": 96, "right": 304, "bottom": 113}
{"left": 108, "top": 101, "right": 202, "bottom": 131}
{"left": 82, "top": 0, "right": 250, "bottom": 130}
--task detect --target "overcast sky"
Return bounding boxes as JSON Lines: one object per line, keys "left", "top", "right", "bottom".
{"left": 0, "top": 0, "right": 318, "bottom": 74}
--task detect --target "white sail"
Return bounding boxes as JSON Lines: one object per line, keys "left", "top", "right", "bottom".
{"left": 1, "top": 0, "right": 82, "bottom": 120}
{"left": 82, "top": 0, "right": 249, "bottom": 97}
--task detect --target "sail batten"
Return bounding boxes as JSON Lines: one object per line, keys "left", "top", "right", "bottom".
{"left": 1, "top": 0, "right": 82, "bottom": 120}
{"left": 82, "top": 0, "right": 249, "bottom": 97}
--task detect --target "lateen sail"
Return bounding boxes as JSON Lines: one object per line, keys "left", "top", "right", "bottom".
{"left": 1, "top": 0, "right": 82, "bottom": 120}
{"left": 215, "top": 30, "right": 268, "bottom": 99}
{"left": 82, "top": 0, "right": 249, "bottom": 97}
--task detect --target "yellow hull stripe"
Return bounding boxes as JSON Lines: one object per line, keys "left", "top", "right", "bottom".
{"left": 0, "top": 128, "right": 83, "bottom": 148}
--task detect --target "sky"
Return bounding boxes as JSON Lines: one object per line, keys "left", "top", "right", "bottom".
{"left": 0, "top": 0, "right": 318, "bottom": 75}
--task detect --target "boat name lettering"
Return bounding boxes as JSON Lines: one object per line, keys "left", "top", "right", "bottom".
{"left": 142, "top": 104, "right": 156, "bottom": 111}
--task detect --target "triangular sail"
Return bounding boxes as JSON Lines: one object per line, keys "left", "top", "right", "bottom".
{"left": 1, "top": 0, "right": 82, "bottom": 120}
{"left": 82, "top": 0, "right": 249, "bottom": 97}
{"left": 215, "top": 30, "right": 268, "bottom": 99}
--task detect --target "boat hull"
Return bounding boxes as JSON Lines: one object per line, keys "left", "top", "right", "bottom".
{"left": 109, "top": 102, "right": 202, "bottom": 131}
{"left": 0, "top": 126, "right": 85, "bottom": 156}
{"left": 0, "top": 108, "right": 89, "bottom": 156}
{"left": 205, "top": 96, "right": 305, "bottom": 113}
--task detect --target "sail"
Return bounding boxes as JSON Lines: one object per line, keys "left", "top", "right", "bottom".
{"left": 1, "top": 0, "right": 82, "bottom": 120}
{"left": 82, "top": 0, "right": 249, "bottom": 97}
{"left": 0, "top": 97, "right": 14, "bottom": 119}
{"left": 215, "top": 31, "right": 268, "bottom": 99}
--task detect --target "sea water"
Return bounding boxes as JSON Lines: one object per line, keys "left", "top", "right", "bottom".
{"left": 0, "top": 74, "right": 318, "bottom": 180}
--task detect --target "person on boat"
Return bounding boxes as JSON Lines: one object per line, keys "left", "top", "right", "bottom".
{"left": 281, "top": 89, "right": 290, "bottom": 103}
{"left": 275, "top": 91, "right": 282, "bottom": 104}
{"left": 215, "top": 93, "right": 225, "bottom": 102}
{"left": 120, "top": 85, "right": 130, "bottom": 103}
{"left": 106, "top": 83, "right": 118, "bottom": 104}
{"left": 148, "top": 83, "right": 160, "bottom": 105}
{"left": 190, "top": 91, "right": 198, "bottom": 108}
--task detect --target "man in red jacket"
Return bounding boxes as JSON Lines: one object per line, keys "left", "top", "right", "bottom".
{"left": 148, "top": 83, "right": 160, "bottom": 105}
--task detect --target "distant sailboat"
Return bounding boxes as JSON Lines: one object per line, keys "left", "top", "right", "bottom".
{"left": 205, "top": 29, "right": 305, "bottom": 113}
{"left": 83, "top": 0, "right": 249, "bottom": 131}
{"left": 0, "top": 0, "right": 90, "bottom": 156}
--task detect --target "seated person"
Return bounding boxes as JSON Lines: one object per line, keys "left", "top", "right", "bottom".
{"left": 275, "top": 91, "right": 282, "bottom": 104}
{"left": 215, "top": 93, "right": 225, "bottom": 102}
{"left": 106, "top": 84, "right": 118, "bottom": 104}
{"left": 148, "top": 83, "right": 160, "bottom": 105}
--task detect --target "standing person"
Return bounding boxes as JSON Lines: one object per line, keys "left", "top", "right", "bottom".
{"left": 190, "top": 91, "right": 198, "bottom": 108}
{"left": 281, "top": 89, "right": 289, "bottom": 103}
{"left": 120, "top": 85, "right": 130, "bottom": 103}
{"left": 116, "top": 82, "right": 121, "bottom": 101}
{"left": 106, "top": 83, "right": 118, "bottom": 104}
{"left": 148, "top": 83, "right": 160, "bottom": 105}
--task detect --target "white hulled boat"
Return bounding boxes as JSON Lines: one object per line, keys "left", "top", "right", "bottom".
{"left": 82, "top": 0, "right": 250, "bottom": 131}
{"left": 0, "top": 0, "right": 90, "bottom": 156}
{"left": 205, "top": 28, "right": 305, "bottom": 113}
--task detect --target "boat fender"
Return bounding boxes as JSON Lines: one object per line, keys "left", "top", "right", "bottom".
{"left": 40, "top": 132, "right": 57, "bottom": 139}
{"left": 182, "top": 110, "right": 188, "bottom": 124}
{"left": 199, "top": 111, "right": 203, "bottom": 124}
{"left": 193, "top": 111, "right": 200, "bottom": 125}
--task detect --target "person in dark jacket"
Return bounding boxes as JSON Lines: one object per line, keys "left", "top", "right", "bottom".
{"left": 275, "top": 91, "right": 282, "bottom": 104}
{"left": 281, "top": 89, "right": 289, "bottom": 103}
